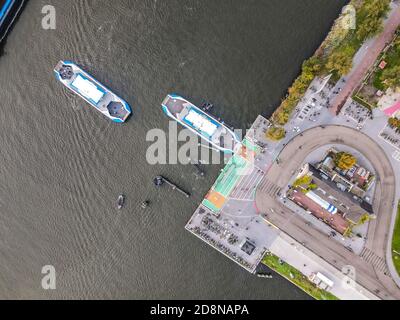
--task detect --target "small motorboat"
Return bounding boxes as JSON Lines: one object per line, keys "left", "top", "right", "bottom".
{"left": 153, "top": 176, "right": 164, "bottom": 187}
{"left": 141, "top": 200, "right": 150, "bottom": 209}
{"left": 117, "top": 195, "right": 125, "bottom": 210}
{"left": 257, "top": 273, "right": 273, "bottom": 279}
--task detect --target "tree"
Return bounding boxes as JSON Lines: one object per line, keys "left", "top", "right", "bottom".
{"left": 356, "top": 0, "right": 390, "bottom": 41}
{"left": 322, "top": 9, "right": 353, "bottom": 54}
{"left": 293, "top": 175, "right": 312, "bottom": 188}
{"left": 302, "top": 56, "right": 323, "bottom": 77}
{"left": 334, "top": 152, "right": 357, "bottom": 170}
{"left": 326, "top": 46, "right": 355, "bottom": 76}
{"left": 388, "top": 117, "right": 400, "bottom": 130}
{"left": 358, "top": 213, "right": 371, "bottom": 226}
{"left": 382, "top": 65, "right": 400, "bottom": 89}
{"left": 308, "top": 183, "right": 318, "bottom": 191}
{"left": 275, "top": 111, "right": 290, "bottom": 125}
{"left": 266, "top": 126, "right": 286, "bottom": 141}
{"left": 356, "top": 17, "right": 383, "bottom": 42}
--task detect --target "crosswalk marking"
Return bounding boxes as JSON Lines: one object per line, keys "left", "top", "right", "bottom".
{"left": 360, "top": 247, "right": 389, "bottom": 275}
{"left": 258, "top": 179, "right": 282, "bottom": 198}
{"left": 230, "top": 168, "right": 265, "bottom": 200}
{"left": 393, "top": 150, "right": 400, "bottom": 161}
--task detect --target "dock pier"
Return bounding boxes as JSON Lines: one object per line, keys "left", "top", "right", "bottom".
{"left": 154, "top": 176, "right": 191, "bottom": 198}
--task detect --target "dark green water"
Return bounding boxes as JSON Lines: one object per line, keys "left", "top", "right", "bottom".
{"left": 0, "top": 0, "right": 346, "bottom": 299}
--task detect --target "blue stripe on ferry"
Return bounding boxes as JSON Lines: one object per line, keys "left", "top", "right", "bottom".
{"left": 0, "top": 0, "right": 14, "bottom": 19}
{"left": 328, "top": 204, "right": 337, "bottom": 214}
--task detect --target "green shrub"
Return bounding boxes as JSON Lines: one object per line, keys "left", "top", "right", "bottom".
{"left": 266, "top": 126, "right": 286, "bottom": 141}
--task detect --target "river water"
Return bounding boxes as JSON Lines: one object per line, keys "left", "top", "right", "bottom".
{"left": 0, "top": 0, "right": 346, "bottom": 299}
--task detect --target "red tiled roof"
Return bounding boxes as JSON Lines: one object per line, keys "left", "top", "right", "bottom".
{"left": 291, "top": 189, "right": 350, "bottom": 235}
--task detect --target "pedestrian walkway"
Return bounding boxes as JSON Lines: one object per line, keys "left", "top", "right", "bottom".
{"left": 230, "top": 168, "right": 265, "bottom": 200}
{"left": 269, "top": 234, "right": 379, "bottom": 300}
{"left": 258, "top": 179, "right": 282, "bottom": 198}
{"left": 331, "top": 4, "right": 400, "bottom": 114}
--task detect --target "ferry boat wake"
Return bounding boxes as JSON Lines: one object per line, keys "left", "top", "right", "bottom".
{"left": 161, "top": 94, "right": 240, "bottom": 153}
{"left": 54, "top": 61, "right": 131, "bottom": 123}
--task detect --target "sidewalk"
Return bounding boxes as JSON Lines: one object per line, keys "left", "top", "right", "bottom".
{"left": 269, "top": 233, "right": 379, "bottom": 300}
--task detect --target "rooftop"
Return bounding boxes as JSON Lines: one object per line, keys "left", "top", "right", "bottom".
{"left": 309, "top": 164, "right": 373, "bottom": 220}
{"left": 309, "top": 165, "right": 374, "bottom": 214}
{"left": 289, "top": 188, "right": 350, "bottom": 235}
{"left": 241, "top": 240, "right": 256, "bottom": 256}
{"left": 71, "top": 74, "right": 105, "bottom": 104}
{"left": 183, "top": 108, "right": 219, "bottom": 138}
{"left": 317, "top": 149, "right": 375, "bottom": 199}
{"left": 383, "top": 101, "right": 400, "bottom": 117}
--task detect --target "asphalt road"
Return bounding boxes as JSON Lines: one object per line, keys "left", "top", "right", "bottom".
{"left": 255, "top": 125, "right": 400, "bottom": 299}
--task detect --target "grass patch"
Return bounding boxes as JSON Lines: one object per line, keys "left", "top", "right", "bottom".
{"left": 392, "top": 202, "right": 400, "bottom": 276}
{"left": 262, "top": 253, "right": 339, "bottom": 300}
{"left": 372, "top": 68, "right": 385, "bottom": 91}
{"left": 373, "top": 37, "right": 400, "bottom": 90}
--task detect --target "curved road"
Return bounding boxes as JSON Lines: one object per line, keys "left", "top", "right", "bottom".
{"left": 256, "top": 125, "right": 400, "bottom": 299}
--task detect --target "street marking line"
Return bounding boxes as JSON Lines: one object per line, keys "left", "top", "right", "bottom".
{"left": 228, "top": 197, "right": 255, "bottom": 202}
{"left": 232, "top": 170, "right": 265, "bottom": 200}
{"left": 237, "top": 172, "right": 258, "bottom": 197}
{"left": 393, "top": 150, "right": 400, "bottom": 161}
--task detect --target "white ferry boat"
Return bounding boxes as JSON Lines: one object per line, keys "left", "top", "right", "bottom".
{"left": 54, "top": 61, "right": 131, "bottom": 123}
{"left": 162, "top": 94, "right": 240, "bottom": 153}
